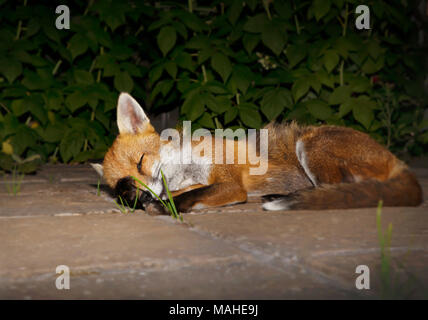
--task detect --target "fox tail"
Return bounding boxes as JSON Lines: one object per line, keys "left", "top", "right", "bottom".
{"left": 262, "top": 169, "right": 423, "bottom": 211}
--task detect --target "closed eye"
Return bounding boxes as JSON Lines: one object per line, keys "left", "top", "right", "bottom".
{"left": 137, "top": 153, "right": 144, "bottom": 172}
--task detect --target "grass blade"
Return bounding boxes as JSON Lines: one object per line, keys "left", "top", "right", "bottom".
{"left": 160, "top": 170, "right": 179, "bottom": 219}
{"left": 131, "top": 176, "right": 169, "bottom": 210}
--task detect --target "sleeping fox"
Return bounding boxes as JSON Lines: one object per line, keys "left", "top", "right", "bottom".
{"left": 92, "top": 93, "right": 422, "bottom": 214}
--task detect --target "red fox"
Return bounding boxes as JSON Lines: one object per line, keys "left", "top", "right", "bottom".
{"left": 92, "top": 93, "right": 422, "bottom": 214}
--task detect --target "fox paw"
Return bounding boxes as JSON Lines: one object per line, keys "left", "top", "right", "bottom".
{"left": 144, "top": 201, "right": 168, "bottom": 216}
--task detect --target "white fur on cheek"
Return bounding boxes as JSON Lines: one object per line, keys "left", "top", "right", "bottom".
{"left": 146, "top": 179, "right": 165, "bottom": 199}
{"left": 155, "top": 142, "right": 212, "bottom": 192}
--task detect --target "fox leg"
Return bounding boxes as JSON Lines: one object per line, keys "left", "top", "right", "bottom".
{"left": 173, "top": 182, "right": 247, "bottom": 212}
{"left": 170, "top": 184, "right": 206, "bottom": 197}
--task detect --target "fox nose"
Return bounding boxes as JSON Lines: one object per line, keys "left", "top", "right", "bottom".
{"left": 139, "top": 190, "right": 152, "bottom": 203}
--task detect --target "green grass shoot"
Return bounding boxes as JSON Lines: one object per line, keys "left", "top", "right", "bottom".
{"left": 96, "top": 179, "right": 101, "bottom": 196}
{"left": 376, "top": 200, "right": 393, "bottom": 298}
{"left": 114, "top": 188, "right": 139, "bottom": 214}
{"left": 376, "top": 200, "right": 427, "bottom": 299}
{"left": 131, "top": 170, "right": 183, "bottom": 221}
{"left": 4, "top": 166, "right": 24, "bottom": 196}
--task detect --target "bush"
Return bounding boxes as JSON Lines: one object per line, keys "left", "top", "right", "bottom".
{"left": 0, "top": 0, "right": 427, "bottom": 173}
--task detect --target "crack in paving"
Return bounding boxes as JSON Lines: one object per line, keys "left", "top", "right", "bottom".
{"left": 182, "top": 222, "right": 363, "bottom": 297}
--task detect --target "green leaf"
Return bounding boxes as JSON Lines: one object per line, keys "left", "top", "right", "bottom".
{"left": 229, "top": 65, "right": 253, "bottom": 94}
{"left": 60, "top": 130, "right": 85, "bottom": 163}
{"left": 316, "top": 69, "right": 335, "bottom": 88}
{"left": 157, "top": 26, "right": 177, "bottom": 57}
{"left": 21, "top": 71, "right": 47, "bottom": 90}
{"left": 239, "top": 103, "right": 262, "bottom": 128}
{"left": 177, "top": 11, "right": 208, "bottom": 32}
{"left": 328, "top": 86, "right": 351, "bottom": 105}
{"left": 367, "top": 40, "right": 384, "bottom": 60}
{"left": 242, "top": 33, "right": 260, "bottom": 54}
{"left": 74, "top": 70, "right": 94, "bottom": 85}
{"left": 11, "top": 99, "right": 27, "bottom": 116}
{"left": 308, "top": 74, "right": 322, "bottom": 93}
{"left": 176, "top": 51, "right": 194, "bottom": 71}
{"left": 43, "top": 124, "right": 64, "bottom": 143}
{"left": 202, "top": 93, "right": 228, "bottom": 114}
{"left": 149, "top": 64, "right": 164, "bottom": 85}
{"left": 313, "top": 0, "right": 331, "bottom": 21}
{"left": 0, "top": 58, "right": 22, "bottom": 83}
{"left": 66, "top": 91, "right": 87, "bottom": 113}
{"left": 349, "top": 76, "right": 371, "bottom": 93}
{"left": 188, "top": 102, "right": 205, "bottom": 121}
{"left": 114, "top": 71, "right": 134, "bottom": 92}
{"left": 353, "top": 103, "right": 374, "bottom": 129}
{"left": 10, "top": 127, "right": 37, "bottom": 155}
{"left": 172, "top": 21, "right": 188, "bottom": 39}
{"left": 261, "top": 88, "right": 293, "bottom": 120}
{"left": 105, "top": 14, "right": 125, "bottom": 32}
{"left": 182, "top": 89, "right": 205, "bottom": 121}
{"left": 292, "top": 78, "right": 310, "bottom": 102}
{"left": 306, "top": 99, "right": 333, "bottom": 120}
{"left": 211, "top": 52, "right": 232, "bottom": 83}
{"left": 103, "top": 62, "right": 120, "bottom": 77}
{"left": 45, "top": 90, "right": 64, "bottom": 111}
{"left": 164, "top": 61, "right": 177, "bottom": 79}
{"left": 186, "top": 35, "right": 211, "bottom": 49}
{"left": 224, "top": 108, "right": 238, "bottom": 124}
{"left": 339, "top": 99, "right": 354, "bottom": 117}
{"left": 110, "top": 44, "right": 133, "bottom": 61}
{"left": 361, "top": 56, "right": 384, "bottom": 74}
{"left": 261, "top": 24, "right": 287, "bottom": 56}
{"left": 243, "top": 14, "right": 269, "bottom": 33}
{"left": 286, "top": 44, "right": 306, "bottom": 68}
{"left": 151, "top": 80, "right": 174, "bottom": 100}
{"left": 198, "top": 113, "right": 215, "bottom": 129}
{"left": 228, "top": 1, "right": 243, "bottom": 25}
{"left": 43, "top": 24, "right": 61, "bottom": 43}
{"left": 323, "top": 50, "right": 339, "bottom": 73}
{"left": 28, "top": 97, "right": 48, "bottom": 125}
{"left": 68, "top": 34, "right": 88, "bottom": 60}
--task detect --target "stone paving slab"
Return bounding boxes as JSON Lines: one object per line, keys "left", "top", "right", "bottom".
{"left": 0, "top": 214, "right": 244, "bottom": 279}
{"left": 0, "top": 164, "right": 115, "bottom": 217}
{"left": 1, "top": 262, "right": 356, "bottom": 300}
{"left": 308, "top": 250, "right": 428, "bottom": 299}
{"left": 0, "top": 164, "right": 427, "bottom": 299}
{"left": 0, "top": 183, "right": 116, "bottom": 217}
{"left": 0, "top": 213, "right": 355, "bottom": 299}
{"left": 185, "top": 207, "right": 428, "bottom": 298}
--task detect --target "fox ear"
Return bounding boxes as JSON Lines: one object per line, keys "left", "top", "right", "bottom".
{"left": 117, "top": 93, "right": 152, "bottom": 134}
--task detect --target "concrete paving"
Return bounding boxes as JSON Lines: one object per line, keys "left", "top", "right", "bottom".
{"left": 0, "top": 164, "right": 427, "bottom": 299}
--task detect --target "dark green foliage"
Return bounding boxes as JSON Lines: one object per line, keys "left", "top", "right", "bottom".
{"left": 0, "top": 0, "right": 427, "bottom": 173}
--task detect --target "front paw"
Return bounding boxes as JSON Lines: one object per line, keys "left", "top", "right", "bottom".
{"left": 144, "top": 201, "right": 168, "bottom": 216}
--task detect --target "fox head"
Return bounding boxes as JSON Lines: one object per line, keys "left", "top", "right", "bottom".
{"left": 93, "top": 93, "right": 166, "bottom": 205}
